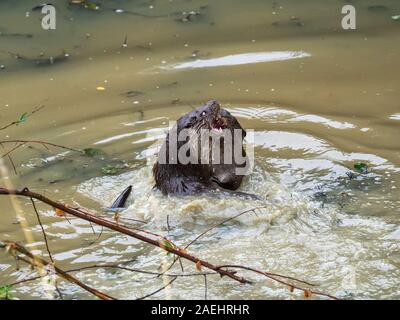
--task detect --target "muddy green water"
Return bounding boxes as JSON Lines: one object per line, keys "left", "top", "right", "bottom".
{"left": 0, "top": 0, "right": 399, "bottom": 299}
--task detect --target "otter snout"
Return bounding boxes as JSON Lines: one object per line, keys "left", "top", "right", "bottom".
{"left": 204, "top": 100, "right": 220, "bottom": 115}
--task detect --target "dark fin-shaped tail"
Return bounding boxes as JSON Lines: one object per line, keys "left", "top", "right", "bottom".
{"left": 109, "top": 185, "right": 132, "bottom": 209}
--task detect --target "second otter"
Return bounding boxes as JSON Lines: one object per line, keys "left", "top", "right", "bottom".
{"left": 153, "top": 100, "right": 249, "bottom": 196}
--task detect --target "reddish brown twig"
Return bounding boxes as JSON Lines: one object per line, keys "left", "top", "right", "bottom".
{"left": 3, "top": 263, "right": 216, "bottom": 289}
{"left": 0, "top": 187, "right": 339, "bottom": 299}
{"left": 2, "top": 241, "right": 116, "bottom": 300}
{"left": 216, "top": 265, "right": 339, "bottom": 300}
{"left": 160, "top": 205, "right": 266, "bottom": 278}
{"left": 0, "top": 187, "right": 250, "bottom": 284}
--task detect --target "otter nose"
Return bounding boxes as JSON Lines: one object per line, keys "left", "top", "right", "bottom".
{"left": 205, "top": 100, "right": 220, "bottom": 113}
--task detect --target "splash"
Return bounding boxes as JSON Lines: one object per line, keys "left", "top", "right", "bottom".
{"left": 77, "top": 164, "right": 329, "bottom": 230}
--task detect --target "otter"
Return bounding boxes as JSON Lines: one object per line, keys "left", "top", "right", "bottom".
{"left": 153, "top": 100, "right": 254, "bottom": 197}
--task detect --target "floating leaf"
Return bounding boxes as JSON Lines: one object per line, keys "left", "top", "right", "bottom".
{"left": 354, "top": 162, "right": 368, "bottom": 174}
{"left": 195, "top": 261, "right": 202, "bottom": 271}
{"left": 54, "top": 207, "right": 66, "bottom": 217}
{"left": 0, "top": 285, "right": 13, "bottom": 300}
{"left": 83, "top": 148, "right": 103, "bottom": 157}
{"left": 303, "top": 289, "right": 312, "bottom": 298}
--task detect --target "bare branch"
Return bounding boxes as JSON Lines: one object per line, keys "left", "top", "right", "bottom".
{"left": 0, "top": 105, "right": 45, "bottom": 131}
{"left": 30, "top": 197, "right": 54, "bottom": 263}
{"left": 0, "top": 187, "right": 339, "bottom": 300}
{"left": 216, "top": 265, "right": 338, "bottom": 300}
{"left": 0, "top": 187, "right": 250, "bottom": 284}
{"left": 2, "top": 241, "right": 116, "bottom": 300}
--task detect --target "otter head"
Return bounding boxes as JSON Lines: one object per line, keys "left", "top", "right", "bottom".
{"left": 178, "top": 100, "right": 228, "bottom": 133}
{"left": 153, "top": 100, "right": 249, "bottom": 195}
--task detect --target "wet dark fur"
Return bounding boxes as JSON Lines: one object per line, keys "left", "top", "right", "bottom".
{"left": 153, "top": 100, "right": 251, "bottom": 197}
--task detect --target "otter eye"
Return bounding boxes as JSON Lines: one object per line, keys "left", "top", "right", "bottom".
{"left": 201, "top": 111, "right": 206, "bottom": 116}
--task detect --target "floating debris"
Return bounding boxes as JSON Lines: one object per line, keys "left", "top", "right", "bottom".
{"left": 171, "top": 98, "right": 180, "bottom": 105}
{"left": 96, "top": 86, "right": 106, "bottom": 91}
{"left": 178, "top": 10, "right": 201, "bottom": 22}
{"left": 69, "top": 0, "right": 100, "bottom": 11}
{"left": 367, "top": 5, "right": 388, "bottom": 12}
{"left": 35, "top": 51, "right": 69, "bottom": 66}
{"left": 392, "top": 15, "right": 400, "bottom": 21}
{"left": 108, "top": 7, "right": 167, "bottom": 18}
{"left": 123, "top": 90, "right": 143, "bottom": 97}
{"left": 272, "top": 16, "right": 305, "bottom": 27}
{"left": 0, "top": 31, "right": 33, "bottom": 38}
{"left": 3, "top": 50, "right": 70, "bottom": 67}
{"left": 188, "top": 50, "right": 211, "bottom": 60}
{"left": 346, "top": 171, "right": 358, "bottom": 180}
{"left": 136, "top": 42, "right": 153, "bottom": 51}
{"left": 83, "top": 148, "right": 104, "bottom": 157}
{"left": 122, "top": 35, "right": 128, "bottom": 48}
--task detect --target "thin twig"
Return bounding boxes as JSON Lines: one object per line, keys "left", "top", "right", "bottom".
{"left": 161, "top": 206, "right": 267, "bottom": 277}
{"left": 2, "top": 241, "right": 116, "bottom": 300}
{"left": 204, "top": 274, "right": 208, "bottom": 300}
{"left": 0, "top": 140, "right": 81, "bottom": 155}
{"left": 7, "top": 154, "right": 17, "bottom": 175}
{"left": 0, "top": 142, "right": 26, "bottom": 160}
{"left": 185, "top": 206, "right": 267, "bottom": 250}
{"left": 3, "top": 263, "right": 217, "bottom": 289}
{"left": 216, "top": 265, "right": 338, "bottom": 300}
{"left": 0, "top": 187, "right": 250, "bottom": 284}
{"left": 0, "top": 187, "right": 339, "bottom": 300}
{"left": 30, "top": 197, "right": 54, "bottom": 263}
{"left": 0, "top": 105, "right": 45, "bottom": 131}
{"left": 137, "top": 277, "right": 177, "bottom": 300}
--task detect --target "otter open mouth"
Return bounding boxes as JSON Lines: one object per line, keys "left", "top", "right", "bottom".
{"left": 212, "top": 117, "right": 227, "bottom": 133}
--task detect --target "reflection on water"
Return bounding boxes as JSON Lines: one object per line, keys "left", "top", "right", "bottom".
{"left": 0, "top": 0, "right": 399, "bottom": 300}
{"left": 160, "top": 51, "right": 311, "bottom": 70}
